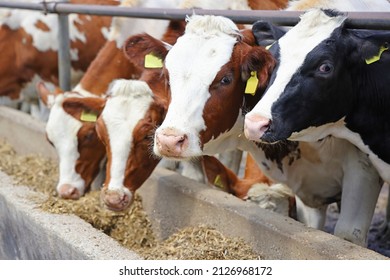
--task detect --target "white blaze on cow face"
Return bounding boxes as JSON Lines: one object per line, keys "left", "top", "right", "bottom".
{"left": 246, "top": 9, "right": 346, "bottom": 125}
{"left": 101, "top": 79, "right": 154, "bottom": 191}
{"left": 154, "top": 15, "right": 240, "bottom": 158}
{"left": 46, "top": 93, "right": 84, "bottom": 196}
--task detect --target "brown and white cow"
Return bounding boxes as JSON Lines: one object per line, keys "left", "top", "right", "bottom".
{"left": 0, "top": 0, "right": 118, "bottom": 119}
{"left": 38, "top": 84, "right": 107, "bottom": 199}
{"left": 150, "top": 15, "right": 382, "bottom": 246}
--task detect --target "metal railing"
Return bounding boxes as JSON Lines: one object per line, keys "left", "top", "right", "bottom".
{"left": 1, "top": 1, "right": 390, "bottom": 90}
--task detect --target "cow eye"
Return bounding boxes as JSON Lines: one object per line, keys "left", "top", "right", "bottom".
{"left": 318, "top": 63, "right": 333, "bottom": 73}
{"left": 220, "top": 76, "right": 232, "bottom": 85}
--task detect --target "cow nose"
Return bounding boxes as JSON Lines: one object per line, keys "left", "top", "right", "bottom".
{"left": 155, "top": 128, "right": 188, "bottom": 157}
{"left": 101, "top": 188, "right": 133, "bottom": 212}
{"left": 57, "top": 184, "right": 82, "bottom": 199}
{"left": 244, "top": 114, "right": 270, "bottom": 141}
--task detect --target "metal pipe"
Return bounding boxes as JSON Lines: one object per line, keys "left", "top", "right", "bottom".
{"left": 57, "top": 0, "right": 71, "bottom": 91}
{"left": 0, "top": 1, "right": 390, "bottom": 29}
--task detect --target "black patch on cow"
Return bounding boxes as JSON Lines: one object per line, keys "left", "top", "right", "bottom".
{"left": 256, "top": 140, "right": 299, "bottom": 173}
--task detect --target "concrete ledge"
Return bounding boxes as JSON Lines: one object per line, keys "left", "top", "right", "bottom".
{"left": 0, "top": 106, "right": 388, "bottom": 259}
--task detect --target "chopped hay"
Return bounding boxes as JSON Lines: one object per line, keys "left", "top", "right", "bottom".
{"left": 144, "top": 225, "right": 260, "bottom": 260}
{"left": 0, "top": 138, "right": 260, "bottom": 260}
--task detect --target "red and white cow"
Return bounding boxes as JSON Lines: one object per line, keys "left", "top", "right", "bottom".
{"left": 150, "top": 15, "right": 382, "bottom": 246}
{"left": 38, "top": 84, "right": 107, "bottom": 199}
{"left": 0, "top": 0, "right": 118, "bottom": 119}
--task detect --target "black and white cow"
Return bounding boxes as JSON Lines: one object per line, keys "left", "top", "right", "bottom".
{"left": 245, "top": 8, "right": 390, "bottom": 182}
{"left": 244, "top": 8, "right": 390, "bottom": 239}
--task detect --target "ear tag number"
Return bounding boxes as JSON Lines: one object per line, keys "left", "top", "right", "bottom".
{"left": 145, "top": 53, "right": 163, "bottom": 68}
{"left": 245, "top": 71, "right": 259, "bottom": 96}
{"left": 365, "top": 44, "right": 389, "bottom": 64}
{"left": 80, "top": 110, "right": 97, "bottom": 122}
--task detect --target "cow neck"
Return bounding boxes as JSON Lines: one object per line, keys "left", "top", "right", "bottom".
{"left": 244, "top": 71, "right": 300, "bottom": 169}
{"left": 344, "top": 39, "right": 390, "bottom": 163}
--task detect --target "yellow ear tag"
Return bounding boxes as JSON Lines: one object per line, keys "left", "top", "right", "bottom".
{"left": 365, "top": 45, "right": 389, "bottom": 64}
{"left": 80, "top": 110, "right": 97, "bottom": 122}
{"left": 144, "top": 53, "right": 163, "bottom": 68}
{"left": 245, "top": 71, "right": 259, "bottom": 96}
{"left": 213, "top": 174, "right": 225, "bottom": 189}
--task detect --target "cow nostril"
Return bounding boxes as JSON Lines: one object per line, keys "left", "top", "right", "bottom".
{"left": 177, "top": 135, "right": 187, "bottom": 144}
{"left": 261, "top": 120, "right": 272, "bottom": 134}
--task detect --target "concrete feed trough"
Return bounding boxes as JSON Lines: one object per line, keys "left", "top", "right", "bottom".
{"left": 0, "top": 106, "right": 387, "bottom": 260}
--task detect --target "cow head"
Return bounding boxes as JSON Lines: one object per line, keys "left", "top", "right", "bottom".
{"left": 95, "top": 32, "right": 174, "bottom": 212}
{"left": 96, "top": 79, "right": 166, "bottom": 211}
{"left": 37, "top": 82, "right": 106, "bottom": 199}
{"left": 245, "top": 9, "right": 358, "bottom": 143}
{"left": 153, "top": 15, "right": 275, "bottom": 159}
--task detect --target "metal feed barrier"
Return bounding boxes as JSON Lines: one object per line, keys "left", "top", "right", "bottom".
{"left": 0, "top": 0, "right": 389, "bottom": 91}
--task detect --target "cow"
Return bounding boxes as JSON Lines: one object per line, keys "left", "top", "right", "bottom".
{"left": 96, "top": 33, "right": 294, "bottom": 213}
{"left": 37, "top": 84, "right": 107, "bottom": 199}
{"left": 244, "top": 8, "right": 390, "bottom": 243}
{"left": 150, "top": 14, "right": 382, "bottom": 246}
{"left": 0, "top": 0, "right": 118, "bottom": 120}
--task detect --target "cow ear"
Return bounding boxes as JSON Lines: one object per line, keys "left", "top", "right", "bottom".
{"left": 353, "top": 31, "right": 390, "bottom": 65}
{"left": 36, "top": 81, "right": 63, "bottom": 109}
{"left": 252, "top": 20, "right": 286, "bottom": 47}
{"left": 241, "top": 46, "right": 276, "bottom": 91}
{"left": 62, "top": 97, "right": 106, "bottom": 122}
{"left": 123, "top": 33, "right": 170, "bottom": 70}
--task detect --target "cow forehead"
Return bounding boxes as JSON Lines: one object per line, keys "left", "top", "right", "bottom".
{"left": 166, "top": 34, "right": 237, "bottom": 84}
{"left": 253, "top": 9, "right": 347, "bottom": 119}
{"left": 165, "top": 14, "right": 239, "bottom": 83}
{"left": 102, "top": 80, "right": 154, "bottom": 146}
